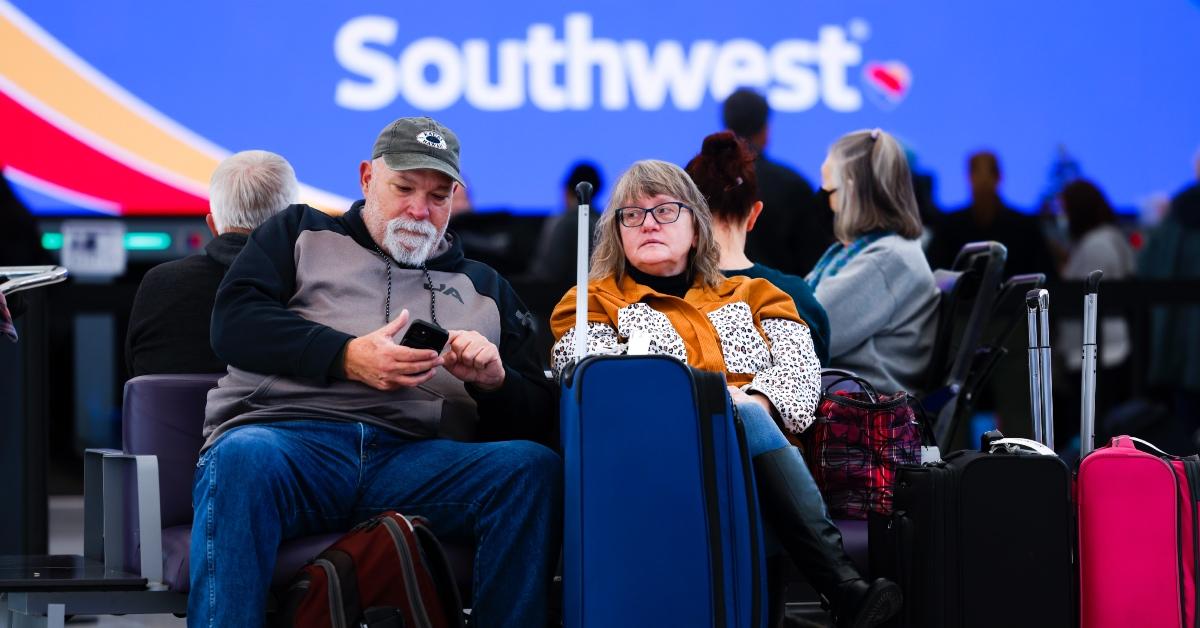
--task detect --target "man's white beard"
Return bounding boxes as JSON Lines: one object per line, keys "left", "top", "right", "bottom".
{"left": 382, "top": 217, "right": 442, "bottom": 265}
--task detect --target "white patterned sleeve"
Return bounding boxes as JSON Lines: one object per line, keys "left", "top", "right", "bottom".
{"left": 746, "top": 318, "right": 822, "bottom": 434}
{"left": 550, "top": 322, "right": 623, "bottom": 378}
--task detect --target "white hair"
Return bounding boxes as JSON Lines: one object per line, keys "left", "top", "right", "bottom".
{"left": 208, "top": 150, "right": 299, "bottom": 233}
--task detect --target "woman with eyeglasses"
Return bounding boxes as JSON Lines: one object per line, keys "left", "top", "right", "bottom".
{"left": 548, "top": 159, "right": 902, "bottom": 628}
{"left": 810, "top": 129, "right": 938, "bottom": 396}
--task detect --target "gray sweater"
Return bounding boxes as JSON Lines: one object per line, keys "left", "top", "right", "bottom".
{"left": 814, "top": 235, "right": 938, "bottom": 394}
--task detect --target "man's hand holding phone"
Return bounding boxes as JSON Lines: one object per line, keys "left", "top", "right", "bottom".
{"left": 344, "top": 309, "right": 444, "bottom": 391}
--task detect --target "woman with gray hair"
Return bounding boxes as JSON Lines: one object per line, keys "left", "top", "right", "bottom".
{"left": 809, "top": 129, "right": 938, "bottom": 395}
{"left": 549, "top": 159, "right": 901, "bottom": 628}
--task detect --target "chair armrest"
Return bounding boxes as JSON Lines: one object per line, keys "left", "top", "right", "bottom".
{"left": 83, "top": 448, "right": 167, "bottom": 591}
{"left": 83, "top": 448, "right": 119, "bottom": 562}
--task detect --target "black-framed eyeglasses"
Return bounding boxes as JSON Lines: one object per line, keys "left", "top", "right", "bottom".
{"left": 615, "top": 202, "right": 692, "bottom": 228}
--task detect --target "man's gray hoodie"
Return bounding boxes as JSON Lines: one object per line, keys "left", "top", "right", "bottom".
{"left": 203, "top": 202, "right": 556, "bottom": 451}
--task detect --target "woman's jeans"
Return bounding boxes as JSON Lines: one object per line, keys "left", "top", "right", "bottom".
{"left": 188, "top": 419, "right": 561, "bottom": 628}
{"left": 737, "top": 400, "right": 791, "bottom": 456}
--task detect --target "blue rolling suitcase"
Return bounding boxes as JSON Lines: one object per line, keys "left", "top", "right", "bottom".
{"left": 559, "top": 182, "right": 766, "bottom": 627}
{"left": 560, "top": 355, "right": 767, "bottom": 628}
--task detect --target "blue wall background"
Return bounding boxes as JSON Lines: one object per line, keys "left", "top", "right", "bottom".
{"left": 14, "top": 0, "right": 1200, "bottom": 215}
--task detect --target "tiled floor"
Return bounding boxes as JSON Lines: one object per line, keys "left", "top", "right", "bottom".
{"left": 47, "top": 495, "right": 186, "bottom": 627}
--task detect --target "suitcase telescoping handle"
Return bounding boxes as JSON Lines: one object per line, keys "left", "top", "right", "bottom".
{"left": 1079, "top": 270, "right": 1103, "bottom": 457}
{"left": 573, "top": 181, "right": 594, "bottom": 360}
{"left": 1025, "top": 292, "right": 1043, "bottom": 444}
{"left": 1037, "top": 290, "right": 1054, "bottom": 450}
{"left": 1025, "top": 289, "right": 1054, "bottom": 449}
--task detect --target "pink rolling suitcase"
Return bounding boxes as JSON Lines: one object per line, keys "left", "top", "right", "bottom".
{"left": 1077, "top": 271, "right": 1200, "bottom": 627}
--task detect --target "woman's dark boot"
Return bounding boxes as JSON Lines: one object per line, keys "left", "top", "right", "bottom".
{"left": 753, "top": 446, "right": 902, "bottom": 628}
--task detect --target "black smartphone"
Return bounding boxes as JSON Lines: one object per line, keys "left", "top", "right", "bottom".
{"left": 399, "top": 319, "right": 449, "bottom": 353}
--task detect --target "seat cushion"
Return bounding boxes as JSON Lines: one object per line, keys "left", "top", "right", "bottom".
{"left": 159, "top": 525, "right": 474, "bottom": 598}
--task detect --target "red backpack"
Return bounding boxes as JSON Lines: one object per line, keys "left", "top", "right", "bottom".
{"left": 279, "top": 511, "right": 464, "bottom": 628}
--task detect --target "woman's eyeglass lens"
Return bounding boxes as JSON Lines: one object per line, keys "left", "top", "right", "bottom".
{"left": 616, "top": 202, "right": 691, "bottom": 228}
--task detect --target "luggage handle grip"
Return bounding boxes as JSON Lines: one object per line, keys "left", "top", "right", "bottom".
{"left": 988, "top": 437, "right": 1057, "bottom": 457}
{"left": 821, "top": 368, "right": 860, "bottom": 379}
{"left": 821, "top": 369, "right": 880, "bottom": 403}
{"left": 910, "top": 395, "right": 940, "bottom": 452}
{"left": 1112, "top": 435, "right": 1174, "bottom": 458}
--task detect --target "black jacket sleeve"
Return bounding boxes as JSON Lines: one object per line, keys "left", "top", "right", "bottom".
{"left": 465, "top": 273, "right": 558, "bottom": 445}
{"left": 210, "top": 206, "right": 353, "bottom": 378}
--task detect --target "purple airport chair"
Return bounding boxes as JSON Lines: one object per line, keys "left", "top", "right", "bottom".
{"left": 87, "top": 373, "right": 474, "bottom": 616}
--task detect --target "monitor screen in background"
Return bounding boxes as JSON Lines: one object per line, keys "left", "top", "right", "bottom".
{"left": 2, "top": 0, "right": 1197, "bottom": 216}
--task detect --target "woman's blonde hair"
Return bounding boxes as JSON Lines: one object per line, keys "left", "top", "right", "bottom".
{"left": 825, "top": 129, "right": 923, "bottom": 242}
{"left": 590, "top": 159, "right": 723, "bottom": 287}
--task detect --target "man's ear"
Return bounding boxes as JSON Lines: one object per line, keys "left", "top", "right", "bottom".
{"left": 359, "top": 160, "right": 373, "bottom": 196}
{"left": 205, "top": 213, "right": 219, "bottom": 237}
{"left": 745, "top": 201, "right": 765, "bottom": 232}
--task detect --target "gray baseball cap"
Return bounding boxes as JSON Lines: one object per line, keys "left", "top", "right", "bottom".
{"left": 370, "top": 117, "right": 464, "bottom": 186}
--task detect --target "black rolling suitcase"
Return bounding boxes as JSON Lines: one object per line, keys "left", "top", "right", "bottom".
{"left": 869, "top": 289, "right": 1075, "bottom": 628}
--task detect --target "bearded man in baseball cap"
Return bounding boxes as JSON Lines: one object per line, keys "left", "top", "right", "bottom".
{"left": 194, "top": 117, "right": 560, "bottom": 627}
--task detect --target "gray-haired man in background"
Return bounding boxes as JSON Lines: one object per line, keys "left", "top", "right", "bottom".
{"left": 126, "top": 149, "right": 298, "bottom": 376}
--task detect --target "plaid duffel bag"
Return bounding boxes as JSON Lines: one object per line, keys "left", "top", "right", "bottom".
{"left": 801, "top": 370, "right": 927, "bottom": 519}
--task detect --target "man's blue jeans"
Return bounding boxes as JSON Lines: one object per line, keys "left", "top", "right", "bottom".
{"left": 188, "top": 419, "right": 561, "bottom": 628}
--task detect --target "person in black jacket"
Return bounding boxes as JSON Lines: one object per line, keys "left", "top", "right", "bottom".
{"left": 125, "top": 150, "right": 298, "bottom": 376}
{"left": 528, "top": 161, "right": 604, "bottom": 284}
{"left": 193, "top": 117, "right": 560, "bottom": 628}
{"left": 722, "top": 88, "right": 830, "bottom": 275}
{"left": 926, "top": 151, "right": 1058, "bottom": 279}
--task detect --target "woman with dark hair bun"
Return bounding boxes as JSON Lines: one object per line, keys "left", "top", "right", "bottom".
{"left": 685, "top": 131, "right": 832, "bottom": 364}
